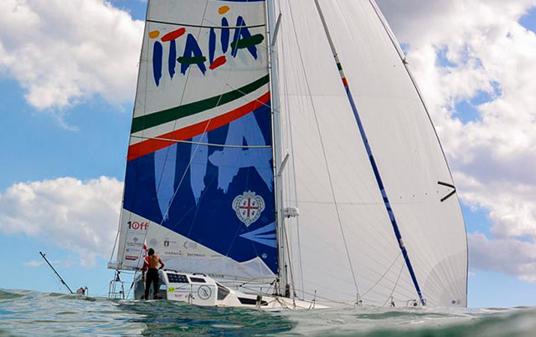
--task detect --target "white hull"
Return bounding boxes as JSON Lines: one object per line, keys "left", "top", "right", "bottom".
{"left": 133, "top": 270, "right": 326, "bottom": 310}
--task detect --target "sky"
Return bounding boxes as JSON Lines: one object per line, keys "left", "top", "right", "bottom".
{"left": 0, "top": 0, "right": 535, "bottom": 308}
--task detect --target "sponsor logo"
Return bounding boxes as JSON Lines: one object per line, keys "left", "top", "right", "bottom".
{"left": 183, "top": 241, "right": 198, "bottom": 249}
{"left": 126, "top": 242, "right": 144, "bottom": 248}
{"left": 197, "top": 285, "right": 212, "bottom": 300}
{"left": 164, "top": 251, "right": 182, "bottom": 256}
{"left": 164, "top": 240, "right": 170, "bottom": 247}
{"left": 125, "top": 255, "right": 138, "bottom": 261}
{"left": 232, "top": 191, "right": 265, "bottom": 226}
{"left": 128, "top": 221, "right": 149, "bottom": 231}
{"left": 187, "top": 253, "right": 206, "bottom": 257}
{"left": 149, "top": 6, "right": 265, "bottom": 85}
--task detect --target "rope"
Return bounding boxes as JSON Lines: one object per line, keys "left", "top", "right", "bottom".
{"left": 122, "top": 0, "right": 214, "bottom": 292}
{"left": 382, "top": 259, "right": 405, "bottom": 307}
{"left": 361, "top": 253, "right": 401, "bottom": 298}
{"left": 131, "top": 135, "right": 271, "bottom": 149}
{"left": 287, "top": 0, "right": 361, "bottom": 299}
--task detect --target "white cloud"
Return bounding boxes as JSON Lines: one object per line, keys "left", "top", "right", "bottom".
{"left": 0, "top": 177, "right": 123, "bottom": 266}
{"left": 0, "top": 0, "right": 143, "bottom": 110}
{"left": 23, "top": 260, "right": 44, "bottom": 268}
{"left": 376, "top": 0, "right": 536, "bottom": 281}
{"left": 469, "top": 233, "right": 536, "bottom": 283}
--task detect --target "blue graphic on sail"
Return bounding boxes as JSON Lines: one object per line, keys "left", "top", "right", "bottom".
{"left": 154, "top": 144, "right": 177, "bottom": 220}
{"left": 209, "top": 113, "right": 273, "bottom": 193}
{"left": 240, "top": 222, "right": 276, "bottom": 248}
{"left": 123, "top": 103, "right": 277, "bottom": 273}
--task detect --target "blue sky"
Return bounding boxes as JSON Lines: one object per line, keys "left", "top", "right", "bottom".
{"left": 1, "top": 1, "right": 536, "bottom": 308}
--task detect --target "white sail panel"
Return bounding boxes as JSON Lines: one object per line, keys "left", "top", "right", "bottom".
{"left": 116, "top": 211, "right": 275, "bottom": 280}
{"left": 275, "top": 0, "right": 418, "bottom": 306}
{"left": 275, "top": 0, "right": 467, "bottom": 307}
{"left": 317, "top": 0, "right": 467, "bottom": 307}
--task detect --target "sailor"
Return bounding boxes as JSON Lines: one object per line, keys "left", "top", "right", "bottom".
{"left": 76, "top": 287, "right": 85, "bottom": 296}
{"left": 142, "top": 248, "right": 165, "bottom": 300}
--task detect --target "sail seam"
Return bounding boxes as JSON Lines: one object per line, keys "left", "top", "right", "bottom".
{"left": 147, "top": 18, "right": 265, "bottom": 29}
{"left": 128, "top": 91, "right": 270, "bottom": 160}
{"left": 131, "top": 135, "right": 272, "bottom": 148}
{"left": 288, "top": 0, "right": 361, "bottom": 299}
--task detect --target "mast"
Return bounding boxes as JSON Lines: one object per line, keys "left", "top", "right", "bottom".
{"left": 39, "top": 251, "right": 74, "bottom": 294}
{"left": 312, "top": 0, "right": 426, "bottom": 306}
{"left": 266, "top": 0, "right": 288, "bottom": 296}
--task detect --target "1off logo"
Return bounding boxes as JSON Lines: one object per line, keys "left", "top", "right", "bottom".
{"left": 128, "top": 221, "right": 149, "bottom": 231}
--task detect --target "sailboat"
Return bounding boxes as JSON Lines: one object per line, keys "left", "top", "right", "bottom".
{"left": 108, "top": 0, "right": 468, "bottom": 309}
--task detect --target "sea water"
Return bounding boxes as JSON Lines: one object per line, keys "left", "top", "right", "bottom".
{"left": 1, "top": 289, "right": 535, "bottom": 337}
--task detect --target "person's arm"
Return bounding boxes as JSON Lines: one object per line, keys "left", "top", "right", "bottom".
{"left": 141, "top": 259, "right": 148, "bottom": 279}
{"left": 159, "top": 258, "right": 165, "bottom": 270}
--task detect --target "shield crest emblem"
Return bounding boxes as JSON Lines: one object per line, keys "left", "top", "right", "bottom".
{"left": 232, "top": 191, "right": 265, "bottom": 226}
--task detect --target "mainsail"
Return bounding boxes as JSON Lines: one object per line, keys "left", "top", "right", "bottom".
{"left": 111, "top": 0, "right": 468, "bottom": 308}
{"left": 114, "top": 0, "right": 278, "bottom": 281}
{"left": 274, "top": 0, "right": 467, "bottom": 307}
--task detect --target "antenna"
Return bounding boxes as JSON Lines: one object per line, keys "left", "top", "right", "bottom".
{"left": 39, "top": 251, "right": 74, "bottom": 294}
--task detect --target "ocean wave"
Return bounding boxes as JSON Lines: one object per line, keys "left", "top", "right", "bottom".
{"left": 0, "top": 289, "right": 534, "bottom": 337}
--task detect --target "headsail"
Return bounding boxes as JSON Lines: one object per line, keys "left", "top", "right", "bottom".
{"left": 113, "top": 0, "right": 277, "bottom": 281}
{"left": 275, "top": 0, "right": 467, "bottom": 307}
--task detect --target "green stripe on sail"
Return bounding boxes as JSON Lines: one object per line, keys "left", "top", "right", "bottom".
{"left": 230, "top": 34, "right": 265, "bottom": 50}
{"left": 131, "top": 75, "right": 270, "bottom": 133}
{"left": 177, "top": 56, "right": 207, "bottom": 64}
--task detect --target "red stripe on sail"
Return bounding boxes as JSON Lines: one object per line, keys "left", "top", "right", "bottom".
{"left": 127, "top": 92, "right": 270, "bottom": 161}
{"left": 161, "top": 28, "right": 186, "bottom": 42}
{"left": 209, "top": 56, "right": 227, "bottom": 70}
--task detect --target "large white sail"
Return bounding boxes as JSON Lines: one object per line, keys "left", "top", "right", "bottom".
{"left": 113, "top": 0, "right": 279, "bottom": 282}
{"left": 274, "top": 0, "right": 467, "bottom": 307}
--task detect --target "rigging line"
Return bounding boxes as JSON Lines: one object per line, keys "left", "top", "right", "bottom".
{"left": 282, "top": 216, "right": 297, "bottom": 300}
{"left": 278, "top": 0, "right": 305, "bottom": 295}
{"left": 287, "top": 0, "right": 360, "bottom": 298}
{"left": 361, "top": 252, "right": 401, "bottom": 298}
{"left": 146, "top": 19, "right": 265, "bottom": 30}
{"left": 115, "top": 0, "right": 153, "bottom": 269}
{"left": 154, "top": 0, "right": 211, "bottom": 199}
{"left": 382, "top": 259, "right": 405, "bottom": 307}
{"left": 222, "top": 82, "right": 272, "bottom": 110}
{"left": 160, "top": 111, "right": 215, "bottom": 224}
{"left": 312, "top": 0, "right": 425, "bottom": 306}
{"left": 108, "top": 225, "right": 121, "bottom": 263}
{"left": 266, "top": 0, "right": 290, "bottom": 297}
{"left": 367, "top": 0, "right": 468, "bottom": 301}
{"left": 296, "top": 288, "right": 357, "bottom": 307}
{"left": 127, "top": 1, "right": 215, "bottom": 287}
{"left": 131, "top": 135, "right": 271, "bottom": 149}
{"left": 213, "top": 0, "right": 276, "bottom": 270}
